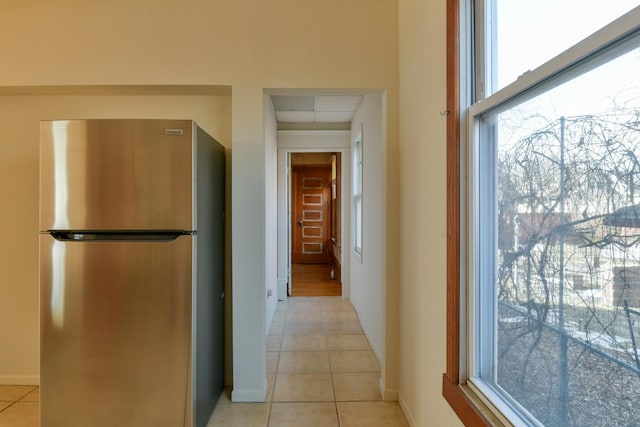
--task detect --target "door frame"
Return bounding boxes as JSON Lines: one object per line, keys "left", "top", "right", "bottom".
{"left": 277, "top": 131, "right": 351, "bottom": 300}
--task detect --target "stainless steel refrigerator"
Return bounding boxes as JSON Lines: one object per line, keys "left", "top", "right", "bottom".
{"left": 39, "top": 119, "right": 225, "bottom": 427}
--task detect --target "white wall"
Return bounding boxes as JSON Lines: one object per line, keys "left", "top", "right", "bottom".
{"left": 277, "top": 131, "right": 352, "bottom": 149}
{"left": 276, "top": 147, "right": 290, "bottom": 300}
{"left": 264, "top": 96, "right": 279, "bottom": 329}
{"left": 229, "top": 86, "right": 267, "bottom": 401}
{"left": 348, "top": 94, "right": 390, "bottom": 393}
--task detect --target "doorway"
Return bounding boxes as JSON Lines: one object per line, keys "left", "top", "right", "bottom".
{"left": 270, "top": 90, "right": 394, "bottom": 399}
{"left": 289, "top": 152, "right": 342, "bottom": 296}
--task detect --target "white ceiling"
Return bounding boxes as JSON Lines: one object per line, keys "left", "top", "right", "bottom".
{"left": 271, "top": 94, "right": 363, "bottom": 124}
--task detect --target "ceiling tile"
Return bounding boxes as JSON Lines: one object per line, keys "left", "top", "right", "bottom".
{"left": 270, "top": 94, "right": 363, "bottom": 126}
{"left": 316, "top": 95, "right": 363, "bottom": 112}
{"left": 276, "top": 111, "right": 316, "bottom": 123}
{"left": 314, "top": 111, "right": 355, "bottom": 122}
{"left": 271, "top": 95, "right": 316, "bottom": 112}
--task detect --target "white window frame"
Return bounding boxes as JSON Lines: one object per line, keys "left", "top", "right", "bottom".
{"left": 463, "top": 3, "right": 640, "bottom": 425}
{"left": 353, "top": 130, "right": 363, "bottom": 257}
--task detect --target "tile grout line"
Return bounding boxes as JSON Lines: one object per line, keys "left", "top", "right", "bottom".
{"left": 0, "top": 401, "right": 16, "bottom": 414}
{"left": 268, "top": 298, "right": 385, "bottom": 426}
{"left": 18, "top": 386, "right": 38, "bottom": 402}
{"left": 273, "top": 301, "right": 335, "bottom": 425}
{"left": 326, "top": 329, "right": 342, "bottom": 427}
{"left": 266, "top": 305, "right": 286, "bottom": 427}
{"left": 0, "top": 385, "right": 38, "bottom": 418}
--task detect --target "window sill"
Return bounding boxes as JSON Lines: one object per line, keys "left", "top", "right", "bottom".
{"left": 442, "top": 374, "right": 504, "bottom": 427}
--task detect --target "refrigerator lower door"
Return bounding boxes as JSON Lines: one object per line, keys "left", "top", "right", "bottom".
{"left": 40, "top": 234, "right": 193, "bottom": 427}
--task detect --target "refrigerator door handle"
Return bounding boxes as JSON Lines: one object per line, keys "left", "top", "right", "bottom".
{"left": 50, "top": 231, "right": 186, "bottom": 242}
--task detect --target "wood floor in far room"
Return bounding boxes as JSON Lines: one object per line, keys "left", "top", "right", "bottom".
{"left": 290, "top": 263, "right": 342, "bottom": 297}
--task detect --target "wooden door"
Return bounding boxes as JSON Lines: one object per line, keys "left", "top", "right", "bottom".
{"left": 292, "top": 166, "right": 332, "bottom": 264}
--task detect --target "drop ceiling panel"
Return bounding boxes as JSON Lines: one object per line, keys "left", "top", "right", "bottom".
{"left": 276, "top": 111, "right": 316, "bottom": 122}
{"left": 271, "top": 95, "right": 316, "bottom": 112}
{"left": 316, "top": 95, "right": 363, "bottom": 111}
{"left": 314, "top": 111, "right": 354, "bottom": 122}
{"left": 271, "top": 94, "right": 363, "bottom": 125}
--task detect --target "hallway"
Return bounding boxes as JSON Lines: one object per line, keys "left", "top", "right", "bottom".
{"left": 290, "top": 264, "right": 342, "bottom": 297}
{"left": 208, "top": 296, "right": 408, "bottom": 426}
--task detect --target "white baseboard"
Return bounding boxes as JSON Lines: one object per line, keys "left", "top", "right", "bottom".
{"left": 379, "top": 378, "right": 398, "bottom": 401}
{"left": 341, "top": 280, "right": 350, "bottom": 299}
{"left": 0, "top": 375, "right": 39, "bottom": 385}
{"left": 231, "top": 387, "right": 267, "bottom": 402}
{"left": 355, "top": 304, "right": 383, "bottom": 363}
{"left": 277, "top": 278, "right": 288, "bottom": 301}
{"left": 398, "top": 392, "right": 417, "bottom": 427}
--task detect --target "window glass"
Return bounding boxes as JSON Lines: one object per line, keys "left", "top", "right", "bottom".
{"left": 478, "top": 43, "right": 640, "bottom": 426}
{"left": 492, "top": 0, "right": 638, "bottom": 92}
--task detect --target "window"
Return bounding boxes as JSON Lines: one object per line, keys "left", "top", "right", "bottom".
{"left": 353, "top": 132, "right": 363, "bottom": 256}
{"left": 488, "top": 1, "right": 639, "bottom": 93}
{"left": 447, "top": 2, "right": 640, "bottom": 426}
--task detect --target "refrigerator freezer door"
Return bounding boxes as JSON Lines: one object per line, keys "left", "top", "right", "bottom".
{"left": 40, "top": 233, "right": 193, "bottom": 427}
{"left": 40, "top": 119, "right": 195, "bottom": 231}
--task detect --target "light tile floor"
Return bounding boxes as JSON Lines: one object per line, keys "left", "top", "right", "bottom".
{"left": 0, "top": 297, "right": 408, "bottom": 427}
{"left": 207, "top": 296, "right": 409, "bottom": 426}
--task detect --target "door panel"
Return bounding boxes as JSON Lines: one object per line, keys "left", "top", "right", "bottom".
{"left": 292, "top": 166, "right": 331, "bottom": 264}
{"left": 40, "top": 234, "right": 193, "bottom": 427}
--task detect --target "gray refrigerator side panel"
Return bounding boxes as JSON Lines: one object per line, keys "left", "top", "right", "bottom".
{"left": 39, "top": 119, "right": 195, "bottom": 232}
{"left": 193, "top": 125, "right": 226, "bottom": 427}
{"left": 40, "top": 234, "right": 193, "bottom": 427}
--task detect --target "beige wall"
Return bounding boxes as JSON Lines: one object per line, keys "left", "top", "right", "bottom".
{"left": 0, "top": 0, "right": 468, "bottom": 424}
{"left": 1, "top": 1, "right": 398, "bottom": 87}
{"left": 398, "top": 0, "right": 463, "bottom": 425}
{"left": 0, "top": 93, "right": 232, "bottom": 384}
{"left": 0, "top": 0, "right": 402, "bottom": 409}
